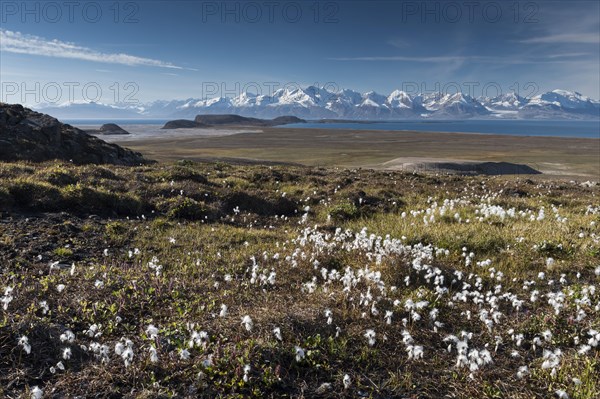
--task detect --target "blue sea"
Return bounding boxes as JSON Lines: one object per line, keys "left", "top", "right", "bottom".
{"left": 286, "top": 120, "right": 600, "bottom": 139}
{"left": 65, "top": 119, "right": 169, "bottom": 126}
{"left": 65, "top": 119, "right": 600, "bottom": 139}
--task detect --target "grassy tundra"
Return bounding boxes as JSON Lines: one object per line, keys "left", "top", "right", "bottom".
{"left": 0, "top": 161, "right": 599, "bottom": 398}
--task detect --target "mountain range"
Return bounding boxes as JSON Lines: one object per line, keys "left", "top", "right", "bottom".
{"left": 32, "top": 88, "right": 600, "bottom": 120}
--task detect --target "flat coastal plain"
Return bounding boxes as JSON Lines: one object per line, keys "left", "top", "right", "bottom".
{"left": 106, "top": 127, "right": 600, "bottom": 179}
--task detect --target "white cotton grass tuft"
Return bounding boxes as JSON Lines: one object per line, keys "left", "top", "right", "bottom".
{"left": 343, "top": 374, "right": 351, "bottom": 389}
{"left": 516, "top": 365, "right": 529, "bottom": 379}
{"left": 406, "top": 345, "right": 424, "bottom": 360}
{"left": 145, "top": 324, "right": 159, "bottom": 339}
{"left": 62, "top": 347, "right": 72, "bottom": 360}
{"left": 241, "top": 315, "right": 253, "bottom": 332}
{"left": 19, "top": 335, "right": 31, "bottom": 354}
{"left": 114, "top": 339, "right": 134, "bottom": 367}
{"left": 364, "top": 329, "right": 376, "bottom": 346}
{"left": 273, "top": 327, "right": 283, "bottom": 341}
{"left": 30, "top": 386, "right": 43, "bottom": 399}
{"left": 84, "top": 324, "right": 102, "bottom": 338}
{"left": 243, "top": 364, "right": 251, "bottom": 382}
{"left": 179, "top": 349, "right": 191, "bottom": 360}
{"left": 60, "top": 330, "right": 75, "bottom": 343}
{"left": 188, "top": 330, "right": 209, "bottom": 348}
{"left": 294, "top": 346, "right": 305, "bottom": 362}
{"left": 555, "top": 390, "right": 569, "bottom": 399}
{"left": 2, "top": 286, "right": 14, "bottom": 310}
{"left": 384, "top": 310, "right": 393, "bottom": 325}
{"left": 148, "top": 347, "right": 159, "bottom": 363}
{"left": 39, "top": 301, "right": 49, "bottom": 315}
{"left": 147, "top": 256, "right": 163, "bottom": 276}
{"left": 219, "top": 304, "right": 228, "bottom": 318}
{"left": 90, "top": 342, "right": 110, "bottom": 363}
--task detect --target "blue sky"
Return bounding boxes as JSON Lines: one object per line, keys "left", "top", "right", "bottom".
{"left": 1, "top": 0, "right": 599, "bottom": 104}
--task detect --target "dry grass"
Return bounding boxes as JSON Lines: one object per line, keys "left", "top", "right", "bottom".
{"left": 109, "top": 127, "right": 600, "bottom": 178}
{"left": 0, "top": 160, "right": 599, "bottom": 398}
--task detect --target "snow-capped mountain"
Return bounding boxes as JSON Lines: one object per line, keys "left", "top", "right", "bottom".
{"left": 387, "top": 90, "right": 414, "bottom": 109}
{"left": 32, "top": 88, "right": 600, "bottom": 120}
{"left": 519, "top": 90, "right": 600, "bottom": 119}
{"left": 480, "top": 93, "right": 529, "bottom": 111}
{"left": 418, "top": 92, "right": 490, "bottom": 117}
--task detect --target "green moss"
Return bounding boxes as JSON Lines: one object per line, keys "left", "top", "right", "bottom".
{"left": 160, "top": 197, "right": 207, "bottom": 220}
{"left": 60, "top": 184, "right": 145, "bottom": 215}
{"left": 105, "top": 221, "right": 127, "bottom": 239}
{"left": 7, "top": 179, "right": 62, "bottom": 209}
{"left": 41, "top": 166, "right": 78, "bottom": 187}
{"left": 53, "top": 247, "right": 73, "bottom": 258}
{"left": 329, "top": 201, "right": 360, "bottom": 222}
{"left": 166, "top": 165, "right": 209, "bottom": 184}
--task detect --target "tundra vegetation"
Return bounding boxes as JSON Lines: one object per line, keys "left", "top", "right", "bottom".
{"left": 0, "top": 161, "right": 599, "bottom": 398}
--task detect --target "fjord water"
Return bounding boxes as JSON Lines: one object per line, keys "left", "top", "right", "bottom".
{"left": 65, "top": 119, "right": 170, "bottom": 126}
{"left": 65, "top": 119, "right": 600, "bottom": 139}
{"left": 287, "top": 120, "right": 600, "bottom": 138}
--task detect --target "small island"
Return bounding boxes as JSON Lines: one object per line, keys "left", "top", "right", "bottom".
{"left": 85, "top": 123, "right": 130, "bottom": 135}
{"left": 162, "top": 114, "right": 306, "bottom": 129}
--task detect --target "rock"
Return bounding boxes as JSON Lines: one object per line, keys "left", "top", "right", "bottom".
{"left": 85, "top": 123, "right": 130, "bottom": 136}
{"left": 162, "top": 119, "right": 202, "bottom": 129}
{"left": 269, "top": 116, "right": 306, "bottom": 125}
{"left": 0, "top": 102, "right": 149, "bottom": 166}
{"left": 194, "top": 114, "right": 306, "bottom": 127}
{"left": 99, "top": 123, "right": 130, "bottom": 135}
{"left": 194, "top": 114, "right": 263, "bottom": 126}
{"left": 161, "top": 115, "right": 306, "bottom": 129}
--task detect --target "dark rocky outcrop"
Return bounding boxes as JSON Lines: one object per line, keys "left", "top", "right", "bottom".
{"left": 162, "top": 114, "right": 306, "bottom": 129}
{"left": 195, "top": 114, "right": 305, "bottom": 127}
{"left": 99, "top": 123, "right": 129, "bottom": 135}
{"left": 85, "top": 123, "right": 130, "bottom": 135}
{"left": 0, "top": 103, "right": 148, "bottom": 165}
{"left": 161, "top": 119, "right": 205, "bottom": 129}
{"left": 194, "top": 114, "right": 265, "bottom": 126}
{"left": 269, "top": 116, "right": 306, "bottom": 126}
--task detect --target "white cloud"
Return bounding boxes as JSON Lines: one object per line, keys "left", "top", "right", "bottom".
{"left": 329, "top": 55, "right": 478, "bottom": 62}
{"left": 546, "top": 53, "right": 590, "bottom": 59}
{"left": 328, "top": 54, "right": 593, "bottom": 65}
{"left": 0, "top": 29, "right": 192, "bottom": 70}
{"left": 519, "top": 33, "right": 600, "bottom": 44}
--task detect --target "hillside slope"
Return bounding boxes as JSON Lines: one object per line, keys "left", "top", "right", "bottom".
{"left": 0, "top": 103, "right": 147, "bottom": 165}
